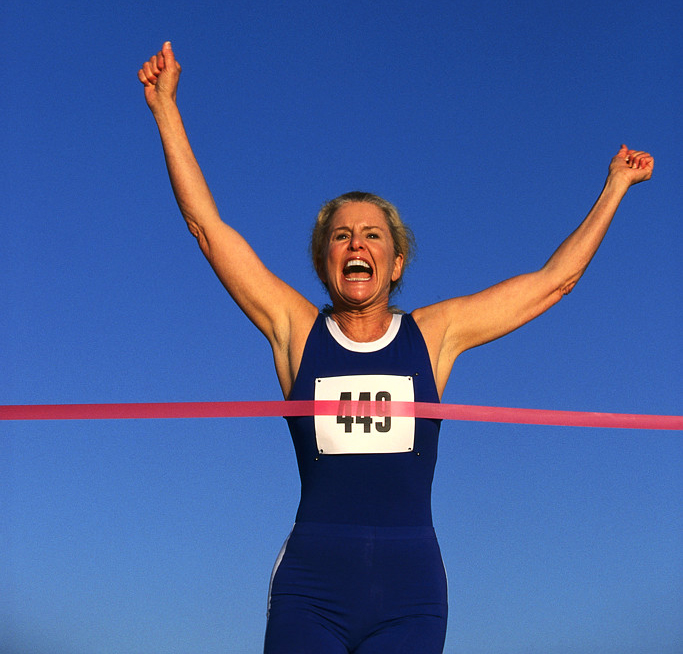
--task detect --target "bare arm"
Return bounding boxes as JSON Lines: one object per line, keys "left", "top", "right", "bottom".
{"left": 138, "top": 42, "right": 317, "bottom": 395}
{"left": 414, "top": 145, "right": 654, "bottom": 396}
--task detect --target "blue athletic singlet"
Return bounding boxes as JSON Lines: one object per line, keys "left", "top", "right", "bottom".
{"left": 264, "top": 313, "right": 448, "bottom": 653}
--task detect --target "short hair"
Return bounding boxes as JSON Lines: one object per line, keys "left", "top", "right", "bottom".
{"left": 310, "top": 191, "right": 415, "bottom": 294}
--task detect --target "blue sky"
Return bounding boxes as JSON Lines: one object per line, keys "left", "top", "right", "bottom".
{"left": 2, "top": 1, "right": 681, "bottom": 652}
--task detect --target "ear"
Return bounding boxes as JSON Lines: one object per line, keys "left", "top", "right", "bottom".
{"left": 315, "top": 259, "right": 328, "bottom": 286}
{"left": 391, "top": 254, "right": 404, "bottom": 283}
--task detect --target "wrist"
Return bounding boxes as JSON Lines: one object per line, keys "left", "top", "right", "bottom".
{"left": 150, "top": 95, "right": 180, "bottom": 120}
{"left": 603, "top": 172, "right": 631, "bottom": 196}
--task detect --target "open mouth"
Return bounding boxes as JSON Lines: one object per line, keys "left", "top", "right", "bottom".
{"left": 343, "top": 259, "right": 372, "bottom": 281}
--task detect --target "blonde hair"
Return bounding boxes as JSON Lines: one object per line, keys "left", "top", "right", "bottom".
{"left": 310, "top": 191, "right": 415, "bottom": 294}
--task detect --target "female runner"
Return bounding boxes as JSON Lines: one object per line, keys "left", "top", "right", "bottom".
{"left": 138, "top": 42, "right": 653, "bottom": 654}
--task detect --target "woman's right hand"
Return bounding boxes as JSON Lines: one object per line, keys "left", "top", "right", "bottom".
{"left": 138, "top": 41, "right": 182, "bottom": 112}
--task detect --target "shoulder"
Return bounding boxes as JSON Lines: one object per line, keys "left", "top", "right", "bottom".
{"left": 411, "top": 301, "right": 456, "bottom": 345}
{"left": 411, "top": 303, "right": 450, "bottom": 358}
{"left": 271, "top": 303, "right": 319, "bottom": 399}
{"left": 411, "top": 295, "right": 474, "bottom": 341}
{"left": 411, "top": 299, "right": 470, "bottom": 398}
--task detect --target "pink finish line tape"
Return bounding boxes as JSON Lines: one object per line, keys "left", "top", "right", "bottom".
{"left": 1, "top": 401, "right": 680, "bottom": 430}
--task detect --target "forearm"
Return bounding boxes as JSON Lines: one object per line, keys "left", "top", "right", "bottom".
{"left": 420, "top": 146, "right": 652, "bottom": 367}
{"left": 424, "top": 176, "right": 632, "bottom": 364}
{"left": 151, "top": 99, "right": 222, "bottom": 241}
{"left": 541, "top": 174, "right": 630, "bottom": 296}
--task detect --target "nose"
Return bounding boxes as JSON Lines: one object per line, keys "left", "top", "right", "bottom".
{"left": 349, "top": 231, "right": 364, "bottom": 250}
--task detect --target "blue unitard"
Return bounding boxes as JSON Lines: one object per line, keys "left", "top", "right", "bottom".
{"left": 264, "top": 313, "right": 447, "bottom": 653}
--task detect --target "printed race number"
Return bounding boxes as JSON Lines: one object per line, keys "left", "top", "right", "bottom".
{"left": 336, "top": 391, "right": 392, "bottom": 433}
{"left": 315, "top": 375, "right": 414, "bottom": 454}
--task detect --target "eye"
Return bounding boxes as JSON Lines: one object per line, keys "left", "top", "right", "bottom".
{"left": 367, "top": 232, "right": 379, "bottom": 239}
{"left": 334, "top": 232, "right": 349, "bottom": 241}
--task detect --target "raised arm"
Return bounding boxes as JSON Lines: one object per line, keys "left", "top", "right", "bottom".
{"left": 138, "top": 42, "right": 317, "bottom": 396}
{"left": 414, "top": 145, "right": 654, "bottom": 397}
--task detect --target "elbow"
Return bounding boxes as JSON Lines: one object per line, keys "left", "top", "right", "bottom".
{"left": 557, "top": 266, "right": 588, "bottom": 296}
{"left": 540, "top": 275, "right": 578, "bottom": 311}
{"left": 184, "top": 214, "right": 204, "bottom": 243}
{"left": 559, "top": 279, "right": 578, "bottom": 296}
{"left": 186, "top": 220, "right": 211, "bottom": 255}
{"left": 186, "top": 219, "right": 201, "bottom": 240}
{"left": 541, "top": 263, "right": 584, "bottom": 299}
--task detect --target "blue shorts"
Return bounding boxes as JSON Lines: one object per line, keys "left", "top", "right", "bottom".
{"left": 264, "top": 522, "right": 448, "bottom": 653}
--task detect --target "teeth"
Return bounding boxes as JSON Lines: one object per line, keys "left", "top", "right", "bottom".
{"left": 343, "top": 259, "right": 372, "bottom": 281}
{"left": 344, "top": 259, "right": 371, "bottom": 270}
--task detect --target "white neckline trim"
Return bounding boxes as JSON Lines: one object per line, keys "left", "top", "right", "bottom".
{"left": 325, "top": 314, "right": 402, "bottom": 352}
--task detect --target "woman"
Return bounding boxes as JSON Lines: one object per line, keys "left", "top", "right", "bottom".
{"left": 139, "top": 42, "right": 653, "bottom": 653}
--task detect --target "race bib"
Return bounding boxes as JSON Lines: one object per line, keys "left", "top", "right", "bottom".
{"left": 314, "top": 374, "right": 415, "bottom": 454}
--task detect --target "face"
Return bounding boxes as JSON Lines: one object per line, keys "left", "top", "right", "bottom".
{"left": 320, "top": 202, "right": 404, "bottom": 309}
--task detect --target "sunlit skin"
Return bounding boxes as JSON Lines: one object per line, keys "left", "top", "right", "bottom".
{"left": 138, "top": 40, "right": 654, "bottom": 401}
{"left": 138, "top": 40, "right": 657, "bottom": 653}
{"left": 320, "top": 203, "right": 403, "bottom": 323}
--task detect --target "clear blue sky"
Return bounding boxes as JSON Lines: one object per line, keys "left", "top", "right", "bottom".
{"left": 3, "top": 1, "right": 681, "bottom": 652}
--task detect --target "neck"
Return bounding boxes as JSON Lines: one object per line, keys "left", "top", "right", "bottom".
{"left": 329, "top": 305, "right": 396, "bottom": 342}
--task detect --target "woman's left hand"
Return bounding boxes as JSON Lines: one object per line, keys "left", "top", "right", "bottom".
{"left": 609, "top": 144, "right": 654, "bottom": 187}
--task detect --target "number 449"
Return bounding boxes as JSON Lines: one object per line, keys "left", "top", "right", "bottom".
{"left": 336, "top": 391, "right": 392, "bottom": 433}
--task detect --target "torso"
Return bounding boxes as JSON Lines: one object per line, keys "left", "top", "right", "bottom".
{"left": 279, "top": 305, "right": 452, "bottom": 401}
{"left": 285, "top": 312, "right": 442, "bottom": 527}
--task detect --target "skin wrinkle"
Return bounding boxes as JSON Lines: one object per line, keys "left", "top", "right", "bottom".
{"left": 138, "top": 41, "right": 655, "bottom": 651}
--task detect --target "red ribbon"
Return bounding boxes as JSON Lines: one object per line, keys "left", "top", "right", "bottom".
{"left": 1, "top": 400, "right": 680, "bottom": 430}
